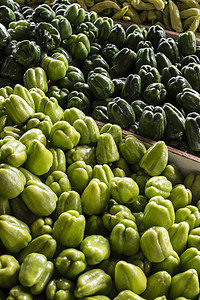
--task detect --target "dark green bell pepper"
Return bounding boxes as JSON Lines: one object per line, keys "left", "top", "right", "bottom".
{"left": 35, "top": 22, "right": 61, "bottom": 52}
{"left": 32, "top": 4, "right": 56, "bottom": 22}
{"left": 138, "top": 64, "right": 161, "bottom": 90}
{"left": 161, "top": 64, "right": 182, "bottom": 86}
{"left": 64, "top": 3, "right": 85, "bottom": 26}
{"left": 177, "top": 31, "right": 196, "bottom": 55}
{"left": 108, "top": 23, "right": 126, "bottom": 49}
{"left": 185, "top": 112, "right": 200, "bottom": 151}
{"left": 155, "top": 52, "right": 172, "bottom": 74}
{"left": 121, "top": 74, "right": 141, "bottom": 103}
{"left": 157, "top": 37, "right": 179, "bottom": 64}
{"left": 82, "top": 54, "right": 109, "bottom": 77}
{"left": 136, "top": 47, "right": 157, "bottom": 72}
{"left": 58, "top": 65, "right": 85, "bottom": 90}
{"left": 0, "top": 55, "right": 25, "bottom": 81}
{"left": 167, "top": 75, "right": 192, "bottom": 101}
{"left": 76, "top": 21, "right": 98, "bottom": 44}
{"left": 181, "top": 62, "right": 200, "bottom": 91}
{"left": 0, "top": 23, "right": 11, "bottom": 49}
{"left": 143, "top": 82, "right": 167, "bottom": 106}
{"left": 0, "top": 254, "right": 20, "bottom": 288}
{"left": 110, "top": 47, "right": 136, "bottom": 77}
{"left": 87, "top": 72, "right": 114, "bottom": 100}
{"left": 146, "top": 24, "right": 166, "bottom": 49}
{"left": 138, "top": 105, "right": 166, "bottom": 140}
{"left": 0, "top": 5, "right": 15, "bottom": 27}
{"left": 126, "top": 29, "right": 145, "bottom": 52}
{"left": 12, "top": 40, "right": 41, "bottom": 68}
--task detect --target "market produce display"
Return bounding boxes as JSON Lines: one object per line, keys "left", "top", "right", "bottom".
{"left": 0, "top": 82, "right": 200, "bottom": 299}
{"left": 1, "top": 0, "right": 200, "bottom": 156}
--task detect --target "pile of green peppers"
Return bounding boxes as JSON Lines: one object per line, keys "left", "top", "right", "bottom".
{"left": 1, "top": 0, "right": 200, "bottom": 156}
{"left": 0, "top": 81, "right": 200, "bottom": 299}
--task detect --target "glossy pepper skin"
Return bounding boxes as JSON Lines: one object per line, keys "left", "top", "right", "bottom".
{"left": 0, "top": 54, "right": 25, "bottom": 82}
{"left": 65, "top": 33, "right": 90, "bottom": 61}
{"left": 23, "top": 67, "right": 48, "bottom": 93}
{"left": 21, "top": 180, "right": 58, "bottom": 217}
{"left": 167, "top": 76, "right": 192, "bottom": 101}
{"left": 26, "top": 112, "right": 53, "bottom": 139}
{"left": 8, "top": 20, "right": 30, "bottom": 41}
{"left": 19, "top": 253, "right": 54, "bottom": 295}
{"left": 176, "top": 88, "right": 200, "bottom": 114}
{"left": 96, "top": 133, "right": 119, "bottom": 165}
{"left": 64, "top": 3, "right": 85, "bottom": 26}
{"left": 180, "top": 247, "right": 200, "bottom": 276}
{"left": 121, "top": 74, "right": 141, "bottom": 103}
{"left": 0, "top": 254, "right": 20, "bottom": 288}
{"left": 168, "top": 269, "right": 199, "bottom": 300}
{"left": 177, "top": 31, "right": 196, "bottom": 55}
{"left": 161, "top": 64, "right": 182, "bottom": 86}
{"left": 18, "top": 234, "right": 57, "bottom": 263}
{"left": 80, "top": 235, "right": 110, "bottom": 265}
{"left": 140, "top": 226, "right": 174, "bottom": 263}
{"left": 66, "top": 144, "right": 96, "bottom": 167}
{"left": 169, "top": 184, "right": 192, "bottom": 210}
{"left": 52, "top": 210, "right": 85, "bottom": 247}
{"left": 181, "top": 63, "right": 200, "bottom": 91}
{"left": 138, "top": 64, "right": 161, "bottom": 90}
{"left": 35, "top": 22, "right": 61, "bottom": 52}
{"left": 37, "top": 97, "right": 64, "bottom": 124}
{"left": 47, "top": 85, "right": 69, "bottom": 109}
{"left": 0, "top": 137, "right": 27, "bottom": 167}
{"left": 146, "top": 24, "right": 166, "bottom": 49}
{"left": 0, "top": 23, "right": 11, "bottom": 49}
{"left": 74, "top": 269, "right": 112, "bottom": 298}
{"left": 12, "top": 40, "right": 41, "bottom": 68}
{"left": 94, "top": 16, "right": 113, "bottom": 42}
{"left": 67, "top": 160, "right": 92, "bottom": 193}
{"left": 152, "top": 250, "right": 180, "bottom": 276}
{"left": 110, "top": 47, "right": 136, "bottom": 77}
{"left": 45, "top": 170, "right": 71, "bottom": 197}
{"left": 136, "top": 47, "right": 157, "bottom": 72}
{"left": 145, "top": 175, "right": 172, "bottom": 199}
{"left": 19, "top": 128, "right": 46, "bottom": 149}
{"left": 184, "top": 172, "right": 200, "bottom": 205}
{"left": 51, "top": 15, "right": 72, "bottom": 41}
{"left": 138, "top": 105, "right": 166, "bottom": 141}
{"left": 6, "top": 284, "right": 33, "bottom": 300}
{"left": 73, "top": 116, "right": 100, "bottom": 145}
{"left": 30, "top": 217, "right": 53, "bottom": 238}
{"left": 188, "top": 227, "right": 200, "bottom": 250}
{"left": 110, "top": 219, "right": 140, "bottom": 256}
{"left": 168, "top": 221, "right": 190, "bottom": 255}
{"left": 32, "top": 4, "right": 56, "bottom": 22}
{"left": 107, "top": 97, "right": 135, "bottom": 129}
{"left": 175, "top": 205, "right": 200, "bottom": 230}
{"left": 0, "top": 215, "right": 31, "bottom": 253}
{"left": 0, "top": 163, "right": 26, "bottom": 199}
{"left": 185, "top": 112, "right": 200, "bottom": 151}
{"left": 25, "top": 140, "right": 53, "bottom": 176}
{"left": 143, "top": 195, "right": 175, "bottom": 230}
{"left": 93, "top": 164, "right": 114, "bottom": 187}
{"left": 41, "top": 52, "right": 68, "bottom": 81}
{"left": 110, "top": 177, "right": 139, "bottom": 205}
{"left": 46, "top": 278, "right": 75, "bottom": 300}
{"left": 87, "top": 72, "right": 114, "bottom": 100}
{"left": 67, "top": 90, "right": 90, "bottom": 115}
{"left": 114, "top": 260, "right": 147, "bottom": 294}
{"left": 157, "top": 37, "right": 179, "bottom": 64}
{"left": 55, "top": 248, "right": 87, "bottom": 279}
{"left": 81, "top": 178, "right": 110, "bottom": 215}
{"left": 58, "top": 65, "right": 85, "bottom": 90}
{"left": 163, "top": 102, "right": 185, "bottom": 140}
{"left": 113, "top": 290, "right": 145, "bottom": 300}
{"left": 50, "top": 120, "right": 80, "bottom": 150}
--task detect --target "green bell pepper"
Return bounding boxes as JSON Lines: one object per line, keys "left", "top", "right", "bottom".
{"left": 18, "top": 234, "right": 57, "bottom": 263}
{"left": 143, "top": 82, "right": 167, "bottom": 106}
{"left": 19, "top": 253, "right": 54, "bottom": 295}
{"left": 168, "top": 221, "right": 190, "bottom": 255}
{"left": 76, "top": 21, "right": 99, "bottom": 44}
{"left": 12, "top": 40, "right": 41, "bottom": 68}
{"left": 73, "top": 116, "right": 100, "bottom": 145}
{"left": 91, "top": 106, "right": 109, "bottom": 128}
{"left": 180, "top": 247, "right": 200, "bottom": 276}
{"left": 0, "top": 5, "right": 15, "bottom": 27}
{"left": 163, "top": 102, "right": 185, "bottom": 140}
{"left": 110, "top": 176, "right": 139, "bottom": 205}
{"left": 108, "top": 23, "right": 126, "bottom": 49}
{"left": 168, "top": 269, "right": 199, "bottom": 299}
{"left": 35, "top": 22, "right": 61, "bottom": 52}
{"left": 161, "top": 64, "right": 182, "bottom": 86}
{"left": 63, "top": 107, "right": 85, "bottom": 125}
{"left": 19, "top": 128, "right": 46, "bottom": 149}
{"left": 94, "top": 16, "right": 113, "bottom": 42}
{"left": 0, "top": 163, "right": 26, "bottom": 199}
{"left": 121, "top": 74, "right": 141, "bottom": 103}
{"left": 99, "top": 123, "right": 122, "bottom": 145}
{"left": 58, "top": 65, "right": 85, "bottom": 90}
{"left": 126, "top": 30, "right": 145, "bottom": 53}
{"left": 113, "top": 290, "right": 145, "bottom": 300}
{"left": 143, "top": 195, "right": 175, "bottom": 229}
{"left": 188, "top": 227, "right": 200, "bottom": 250}
{"left": 177, "top": 31, "right": 196, "bottom": 55}
{"left": 64, "top": 3, "right": 85, "bottom": 26}
{"left": 47, "top": 85, "right": 69, "bottom": 109}
{"left": 46, "top": 278, "right": 75, "bottom": 300}
{"left": 30, "top": 217, "right": 53, "bottom": 238}
{"left": 96, "top": 133, "right": 119, "bottom": 164}
{"left": 185, "top": 112, "right": 200, "bottom": 151}
{"left": 0, "top": 137, "right": 27, "bottom": 167}
{"left": 45, "top": 170, "right": 71, "bottom": 196}
{"left": 87, "top": 72, "right": 114, "bottom": 100}
{"left": 67, "top": 160, "right": 92, "bottom": 193}
{"left": 67, "top": 90, "right": 90, "bottom": 115}
{"left": 0, "top": 254, "right": 20, "bottom": 288}
{"left": 146, "top": 24, "right": 166, "bottom": 49}
{"left": 41, "top": 52, "right": 68, "bottom": 81}
{"left": 51, "top": 15, "right": 72, "bottom": 40}
{"left": 110, "top": 219, "right": 140, "bottom": 256}
{"left": 0, "top": 23, "right": 11, "bottom": 49}
{"left": 50, "top": 120, "right": 80, "bottom": 150}
{"left": 92, "top": 164, "right": 114, "bottom": 186}
{"left": 152, "top": 250, "right": 180, "bottom": 276}
{"left": 144, "top": 175, "right": 172, "bottom": 199}
{"left": 140, "top": 226, "right": 174, "bottom": 262}
{"left": 26, "top": 112, "right": 53, "bottom": 139}
{"left": 23, "top": 67, "right": 48, "bottom": 93}
{"left": 81, "top": 178, "right": 110, "bottom": 215}
{"left": 110, "top": 47, "right": 136, "bottom": 77}
{"left": 32, "top": 4, "right": 56, "bottom": 22}
{"left": 6, "top": 285, "right": 33, "bottom": 300}
{"left": 167, "top": 76, "right": 192, "bottom": 101}
{"left": 25, "top": 140, "right": 53, "bottom": 176}
{"left": 184, "top": 172, "right": 200, "bottom": 205}
{"left": 0, "top": 215, "right": 31, "bottom": 253}
{"left": 37, "top": 96, "right": 64, "bottom": 124}
{"left": 169, "top": 184, "right": 192, "bottom": 210}
{"left": 82, "top": 54, "right": 109, "bottom": 77}
{"left": 65, "top": 33, "right": 90, "bottom": 61}
{"left": 107, "top": 97, "right": 135, "bottom": 129}
{"left": 85, "top": 215, "right": 108, "bottom": 237}
{"left": 155, "top": 52, "right": 172, "bottom": 74}
{"left": 21, "top": 180, "right": 58, "bottom": 217}
{"left": 176, "top": 88, "right": 200, "bottom": 114}
{"left": 74, "top": 269, "right": 112, "bottom": 298}
{"left": 138, "top": 105, "right": 166, "bottom": 141}
{"left": 54, "top": 190, "right": 82, "bottom": 219}
{"left": 8, "top": 20, "right": 30, "bottom": 41}
{"left": 55, "top": 248, "right": 87, "bottom": 279}
{"left": 52, "top": 210, "right": 85, "bottom": 247}
{"left": 131, "top": 100, "right": 148, "bottom": 121}
{"left": 175, "top": 205, "right": 200, "bottom": 230}
{"left": 80, "top": 235, "right": 110, "bottom": 265}
{"left": 136, "top": 47, "right": 157, "bottom": 72}
{"left": 138, "top": 64, "right": 161, "bottom": 91}
{"left": 114, "top": 260, "right": 147, "bottom": 294}
{"left": 66, "top": 144, "right": 96, "bottom": 167}
{"left": 102, "top": 201, "right": 135, "bottom": 231}
{"left": 181, "top": 62, "right": 200, "bottom": 91}
{"left": 29, "top": 87, "right": 46, "bottom": 112}
{"left": 141, "top": 271, "right": 171, "bottom": 300}
{"left": 47, "top": 148, "right": 66, "bottom": 176}
{"left": 157, "top": 37, "right": 179, "bottom": 64}
{"left": 0, "top": 55, "right": 25, "bottom": 82}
